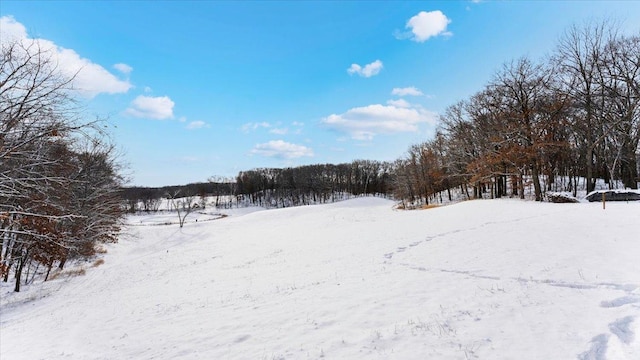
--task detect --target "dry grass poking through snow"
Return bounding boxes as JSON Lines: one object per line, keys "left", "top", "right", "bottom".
{"left": 92, "top": 259, "right": 105, "bottom": 267}
{"left": 47, "top": 267, "right": 87, "bottom": 281}
{"left": 421, "top": 204, "right": 440, "bottom": 210}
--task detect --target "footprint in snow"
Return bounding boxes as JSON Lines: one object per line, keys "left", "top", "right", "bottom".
{"left": 609, "top": 316, "right": 635, "bottom": 344}
{"left": 600, "top": 295, "right": 640, "bottom": 308}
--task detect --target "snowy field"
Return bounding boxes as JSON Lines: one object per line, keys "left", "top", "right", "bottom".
{"left": 1, "top": 197, "right": 639, "bottom": 359}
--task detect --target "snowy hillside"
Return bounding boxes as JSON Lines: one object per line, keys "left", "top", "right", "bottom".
{"left": 1, "top": 198, "right": 639, "bottom": 359}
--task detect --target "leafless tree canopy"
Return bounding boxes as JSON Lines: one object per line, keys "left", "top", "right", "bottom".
{"left": 1, "top": 40, "right": 124, "bottom": 292}
{"left": 394, "top": 21, "right": 639, "bottom": 205}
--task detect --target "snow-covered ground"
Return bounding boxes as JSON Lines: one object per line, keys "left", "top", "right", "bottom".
{"left": 1, "top": 197, "right": 639, "bottom": 359}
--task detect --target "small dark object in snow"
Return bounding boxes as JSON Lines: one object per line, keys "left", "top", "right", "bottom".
{"left": 585, "top": 190, "right": 640, "bottom": 202}
{"left": 546, "top": 192, "right": 579, "bottom": 203}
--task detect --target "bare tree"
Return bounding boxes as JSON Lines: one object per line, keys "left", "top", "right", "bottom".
{"left": 554, "top": 21, "right": 618, "bottom": 193}
{"left": 1, "top": 40, "right": 124, "bottom": 291}
{"left": 166, "top": 190, "right": 196, "bottom": 228}
{"left": 598, "top": 34, "right": 640, "bottom": 188}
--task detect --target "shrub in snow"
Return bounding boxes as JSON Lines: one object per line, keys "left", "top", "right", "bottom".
{"left": 546, "top": 192, "right": 580, "bottom": 203}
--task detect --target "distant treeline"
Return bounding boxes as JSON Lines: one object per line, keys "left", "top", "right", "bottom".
{"left": 121, "top": 160, "right": 394, "bottom": 211}
{"left": 121, "top": 182, "right": 236, "bottom": 212}
{"left": 235, "top": 161, "right": 393, "bottom": 207}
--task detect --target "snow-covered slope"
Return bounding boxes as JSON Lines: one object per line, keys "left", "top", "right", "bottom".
{"left": 1, "top": 198, "right": 639, "bottom": 359}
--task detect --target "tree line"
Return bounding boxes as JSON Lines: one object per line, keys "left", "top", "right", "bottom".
{"left": 393, "top": 21, "right": 639, "bottom": 205}
{"left": 120, "top": 161, "right": 394, "bottom": 212}
{"left": 235, "top": 161, "right": 393, "bottom": 208}
{"left": 121, "top": 181, "right": 236, "bottom": 212}
{"left": 1, "top": 41, "right": 124, "bottom": 291}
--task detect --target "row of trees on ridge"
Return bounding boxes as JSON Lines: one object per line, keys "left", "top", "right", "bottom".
{"left": 393, "top": 21, "right": 639, "bottom": 204}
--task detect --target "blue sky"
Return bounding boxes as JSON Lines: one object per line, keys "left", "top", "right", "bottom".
{"left": 2, "top": 1, "right": 639, "bottom": 187}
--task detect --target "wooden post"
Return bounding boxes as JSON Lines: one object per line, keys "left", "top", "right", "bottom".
{"left": 602, "top": 192, "right": 606, "bottom": 210}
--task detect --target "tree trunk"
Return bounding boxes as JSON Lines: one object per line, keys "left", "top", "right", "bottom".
{"left": 14, "top": 248, "right": 30, "bottom": 292}
{"left": 45, "top": 262, "right": 53, "bottom": 281}
{"left": 511, "top": 175, "right": 519, "bottom": 197}
{"left": 58, "top": 257, "right": 67, "bottom": 270}
{"left": 586, "top": 148, "right": 595, "bottom": 193}
{"left": 621, "top": 145, "right": 639, "bottom": 189}
{"left": 532, "top": 163, "right": 543, "bottom": 201}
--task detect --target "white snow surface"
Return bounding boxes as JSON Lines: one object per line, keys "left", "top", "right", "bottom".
{"left": 1, "top": 198, "right": 639, "bottom": 359}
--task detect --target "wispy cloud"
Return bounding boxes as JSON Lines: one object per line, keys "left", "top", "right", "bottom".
{"left": 321, "top": 102, "right": 437, "bottom": 141}
{"left": 347, "top": 60, "right": 383, "bottom": 78}
{"left": 186, "top": 120, "right": 210, "bottom": 130}
{"left": 250, "top": 140, "right": 314, "bottom": 159}
{"left": 0, "top": 16, "right": 133, "bottom": 98}
{"left": 396, "top": 11, "right": 452, "bottom": 42}
{"left": 125, "top": 95, "right": 175, "bottom": 120}
{"left": 241, "top": 122, "right": 271, "bottom": 132}
{"left": 113, "top": 63, "right": 133, "bottom": 75}
{"left": 269, "top": 128, "right": 289, "bottom": 135}
{"left": 391, "top": 86, "right": 424, "bottom": 97}
{"left": 386, "top": 99, "right": 411, "bottom": 108}
{"left": 243, "top": 121, "right": 303, "bottom": 135}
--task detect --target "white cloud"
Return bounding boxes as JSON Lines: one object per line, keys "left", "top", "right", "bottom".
{"left": 186, "top": 120, "right": 210, "bottom": 130}
{"left": 291, "top": 121, "right": 304, "bottom": 134}
{"left": 269, "top": 128, "right": 289, "bottom": 135}
{"left": 401, "top": 11, "right": 452, "bottom": 42}
{"left": 113, "top": 63, "right": 133, "bottom": 75}
{"left": 250, "top": 140, "right": 314, "bottom": 159}
{"left": 386, "top": 99, "right": 411, "bottom": 108}
{"left": 347, "top": 60, "right": 383, "bottom": 78}
{"left": 0, "top": 15, "right": 28, "bottom": 40}
{"left": 241, "top": 122, "right": 271, "bottom": 132}
{"left": 0, "top": 16, "right": 132, "bottom": 98}
{"left": 321, "top": 102, "right": 437, "bottom": 141}
{"left": 178, "top": 116, "right": 187, "bottom": 123}
{"left": 144, "top": 86, "right": 153, "bottom": 93}
{"left": 391, "top": 86, "right": 424, "bottom": 97}
{"left": 269, "top": 121, "right": 304, "bottom": 135}
{"left": 125, "top": 95, "right": 175, "bottom": 120}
